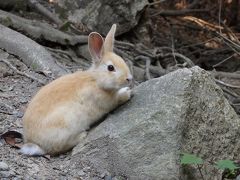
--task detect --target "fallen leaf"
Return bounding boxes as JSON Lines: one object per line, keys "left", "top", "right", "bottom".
{"left": 43, "top": 155, "right": 51, "bottom": 160}
{"left": 0, "top": 130, "right": 23, "bottom": 149}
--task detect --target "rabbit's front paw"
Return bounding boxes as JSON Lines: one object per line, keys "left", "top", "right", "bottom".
{"left": 117, "top": 87, "right": 132, "bottom": 104}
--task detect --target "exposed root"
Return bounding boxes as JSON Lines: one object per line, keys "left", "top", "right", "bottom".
{"left": 0, "top": 58, "right": 45, "bottom": 85}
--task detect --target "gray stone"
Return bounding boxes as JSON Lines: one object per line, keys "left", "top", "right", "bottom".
{"left": 0, "top": 170, "right": 11, "bottom": 178}
{"left": 77, "top": 170, "right": 85, "bottom": 176}
{"left": 72, "top": 66, "right": 240, "bottom": 179}
{"left": 54, "top": 0, "right": 148, "bottom": 35}
{"left": 0, "top": 161, "right": 9, "bottom": 171}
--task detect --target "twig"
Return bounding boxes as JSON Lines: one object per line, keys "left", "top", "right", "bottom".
{"left": 213, "top": 54, "right": 235, "bottom": 68}
{"left": 211, "top": 71, "right": 240, "bottom": 79}
{"left": 47, "top": 47, "right": 90, "bottom": 68}
{"left": 151, "top": 9, "right": 209, "bottom": 17}
{"left": 215, "top": 79, "right": 240, "bottom": 89}
{"left": 115, "top": 40, "right": 154, "bottom": 58}
{"left": 115, "top": 40, "right": 135, "bottom": 48}
{"left": 145, "top": 58, "right": 151, "bottom": 80}
{"left": 178, "top": 38, "right": 217, "bottom": 50}
{"left": 221, "top": 86, "right": 239, "bottom": 98}
{"left": 150, "top": 65, "right": 166, "bottom": 76}
{"left": 134, "top": 55, "right": 152, "bottom": 80}
{"left": 162, "top": 16, "right": 177, "bottom": 64}
{"left": 0, "top": 59, "right": 45, "bottom": 85}
{"left": 169, "top": 21, "right": 177, "bottom": 64}
{"left": 137, "top": 63, "right": 166, "bottom": 76}
{"left": 156, "top": 59, "right": 164, "bottom": 70}
{"left": 135, "top": 55, "right": 166, "bottom": 77}
{"left": 0, "top": 109, "right": 14, "bottom": 115}
{"left": 163, "top": 52, "right": 195, "bottom": 67}
{"left": 187, "top": 0, "right": 199, "bottom": 9}
{"left": 183, "top": 16, "right": 240, "bottom": 54}
{"left": 218, "top": 0, "right": 222, "bottom": 34}
{"left": 216, "top": 33, "right": 240, "bottom": 56}
{"left": 148, "top": 0, "right": 166, "bottom": 6}
{"left": 153, "top": 48, "right": 165, "bottom": 71}
{"left": 28, "top": 0, "right": 63, "bottom": 25}
{"left": 183, "top": 16, "right": 223, "bottom": 31}
{"left": 197, "top": 164, "right": 205, "bottom": 180}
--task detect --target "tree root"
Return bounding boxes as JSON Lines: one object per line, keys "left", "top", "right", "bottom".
{"left": 0, "top": 24, "right": 67, "bottom": 77}
{"left": 0, "top": 58, "right": 45, "bottom": 85}
{"left": 0, "top": 10, "right": 88, "bottom": 46}
{"left": 28, "top": 0, "right": 63, "bottom": 25}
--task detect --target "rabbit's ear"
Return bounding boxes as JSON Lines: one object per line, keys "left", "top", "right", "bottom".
{"left": 88, "top": 32, "right": 104, "bottom": 62}
{"left": 104, "top": 24, "right": 116, "bottom": 53}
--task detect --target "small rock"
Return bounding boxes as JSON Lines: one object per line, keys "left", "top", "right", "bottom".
{"left": 0, "top": 139, "right": 4, "bottom": 146}
{"left": 112, "top": 176, "right": 125, "bottom": 180}
{"left": 0, "top": 170, "right": 10, "bottom": 178}
{"left": 20, "top": 98, "right": 28, "bottom": 104}
{"left": 13, "top": 111, "right": 24, "bottom": 118}
{"left": 77, "top": 170, "right": 85, "bottom": 176}
{"left": 104, "top": 175, "right": 112, "bottom": 180}
{"left": 59, "top": 171, "right": 67, "bottom": 176}
{"left": 0, "top": 161, "right": 9, "bottom": 171}
{"left": 9, "top": 170, "right": 16, "bottom": 176}
{"left": 3, "top": 71, "right": 13, "bottom": 77}
{"left": 8, "top": 85, "right": 14, "bottom": 91}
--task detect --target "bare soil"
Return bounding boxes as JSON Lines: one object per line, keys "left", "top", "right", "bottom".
{"left": 0, "top": 49, "right": 102, "bottom": 179}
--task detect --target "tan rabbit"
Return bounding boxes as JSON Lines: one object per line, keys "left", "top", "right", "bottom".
{"left": 20, "top": 24, "right": 133, "bottom": 156}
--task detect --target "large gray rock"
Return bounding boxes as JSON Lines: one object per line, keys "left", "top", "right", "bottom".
{"left": 54, "top": 0, "right": 148, "bottom": 35}
{"left": 71, "top": 66, "right": 240, "bottom": 179}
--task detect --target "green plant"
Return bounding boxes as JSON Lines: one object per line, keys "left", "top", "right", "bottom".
{"left": 216, "top": 160, "right": 239, "bottom": 171}
{"left": 180, "top": 153, "right": 240, "bottom": 180}
{"left": 216, "top": 160, "right": 240, "bottom": 179}
{"left": 180, "top": 153, "right": 204, "bottom": 180}
{"left": 181, "top": 153, "right": 203, "bottom": 165}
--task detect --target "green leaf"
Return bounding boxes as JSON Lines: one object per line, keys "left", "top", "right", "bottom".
{"left": 216, "top": 160, "right": 239, "bottom": 170}
{"left": 180, "top": 153, "right": 203, "bottom": 165}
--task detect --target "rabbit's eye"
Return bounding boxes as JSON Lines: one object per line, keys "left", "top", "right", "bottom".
{"left": 107, "top": 65, "right": 115, "bottom": 71}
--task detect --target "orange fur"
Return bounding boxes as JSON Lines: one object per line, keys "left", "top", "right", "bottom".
{"left": 22, "top": 24, "right": 133, "bottom": 155}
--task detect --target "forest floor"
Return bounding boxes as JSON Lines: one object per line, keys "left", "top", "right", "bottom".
{"left": 1, "top": 0, "right": 240, "bottom": 179}
{"left": 0, "top": 49, "right": 102, "bottom": 179}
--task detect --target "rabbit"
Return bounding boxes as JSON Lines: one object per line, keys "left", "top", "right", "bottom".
{"left": 20, "top": 24, "right": 133, "bottom": 156}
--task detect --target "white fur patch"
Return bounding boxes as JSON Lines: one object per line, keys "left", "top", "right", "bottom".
{"left": 118, "top": 87, "right": 130, "bottom": 95}
{"left": 20, "top": 143, "right": 45, "bottom": 156}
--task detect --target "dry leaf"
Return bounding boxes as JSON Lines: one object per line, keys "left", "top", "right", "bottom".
{"left": 0, "top": 130, "right": 23, "bottom": 149}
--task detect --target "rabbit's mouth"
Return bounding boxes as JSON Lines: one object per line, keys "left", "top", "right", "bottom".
{"left": 120, "top": 76, "right": 134, "bottom": 88}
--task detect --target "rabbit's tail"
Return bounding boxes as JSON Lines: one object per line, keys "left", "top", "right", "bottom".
{"left": 20, "top": 143, "right": 45, "bottom": 156}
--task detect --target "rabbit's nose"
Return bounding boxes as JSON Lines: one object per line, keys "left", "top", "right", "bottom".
{"left": 126, "top": 75, "right": 133, "bottom": 82}
{"left": 126, "top": 75, "right": 134, "bottom": 88}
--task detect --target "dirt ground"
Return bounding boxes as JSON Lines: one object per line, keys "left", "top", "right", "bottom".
{"left": 0, "top": 48, "right": 105, "bottom": 179}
